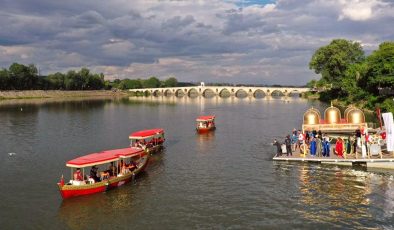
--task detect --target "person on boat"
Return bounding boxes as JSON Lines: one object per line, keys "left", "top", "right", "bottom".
{"left": 90, "top": 166, "right": 100, "bottom": 182}
{"left": 298, "top": 131, "right": 304, "bottom": 147}
{"left": 310, "top": 137, "right": 317, "bottom": 156}
{"left": 291, "top": 133, "right": 298, "bottom": 152}
{"left": 127, "top": 159, "right": 138, "bottom": 171}
{"left": 119, "top": 160, "right": 127, "bottom": 175}
{"left": 108, "top": 162, "right": 117, "bottom": 177}
{"left": 315, "top": 135, "right": 322, "bottom": 157}
{"left": 73, "top": 168, "right": 83, "bottom": 181}
{"left": 335, "top": 137, "right": 344, "bottom": 158}
{"left": 305, "top": 131, "right": 310, "bottom": 145}
{"left": 322, "top": 134, "right": 331, "bottom": 157}
{"left": 312, "top": 129, "right": 317, "bottom": 138}
{"left": 272, "top": 139, "right": 282, "bottom": 157}
{"left": 345, "top": 138, "right": 352, "bottom": 155}
{"left": 138, "top": 140, "right": 146, "bottom": 148}
{"left": 356, "top": 129, "right": 361, "bottom": 147}
{"left": 285, "top": 135, "right": 292, "bottom": 156}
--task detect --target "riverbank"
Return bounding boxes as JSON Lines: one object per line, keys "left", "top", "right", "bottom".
{"left": 0, "top": 90, "right": 128, "bottom": 100}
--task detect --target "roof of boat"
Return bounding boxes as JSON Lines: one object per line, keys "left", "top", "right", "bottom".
{"left": 129, "top": 128, "right": 164, "bottom": 139}
{"left": 196, "top": 115, "right": 215, "bottom": 121}
{"left": 66, "top": 147, "right": 144, "bottom": 168}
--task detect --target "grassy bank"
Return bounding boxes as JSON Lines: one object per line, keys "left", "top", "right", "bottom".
{"left": 0, "top": 90, "right": 128, "bottom": 100}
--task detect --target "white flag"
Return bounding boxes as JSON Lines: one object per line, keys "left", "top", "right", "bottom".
{"left": 382, "top": 112, "right": 394, "bottom": 151}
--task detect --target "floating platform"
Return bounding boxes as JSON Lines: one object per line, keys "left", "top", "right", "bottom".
{"left": 273, "top": 150, "right": 394, "bottom": 169}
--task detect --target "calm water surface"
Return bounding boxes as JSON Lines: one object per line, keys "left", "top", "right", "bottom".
{"left": 0, "top": 96, "right": 393, "bottom": 229}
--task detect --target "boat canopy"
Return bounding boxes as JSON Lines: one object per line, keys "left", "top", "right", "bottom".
{"left": 129, "top": 128, "right": 164, "bottom": 140}
{"left": 196, "top": 115, "right": 215, "bottom": 122}
{"left": 66, "top": 147, "right": 144, "bottom": 168}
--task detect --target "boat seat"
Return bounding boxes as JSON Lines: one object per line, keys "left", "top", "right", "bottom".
{"left": 70, "top": 180, "right": 86, "bottom": 186}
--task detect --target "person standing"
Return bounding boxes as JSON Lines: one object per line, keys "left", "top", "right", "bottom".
{"left": 285, "top": 135, "right": 292, "bottom": 156}
{"left": 298, "top": 131, "right": 304, "bottom": 146}
{"left": 272, "top": 139, "right": 281, "bottom": 157}
{"left": 291, "top": 133, "right": 298, "bottom": 152}
{"left": 322, "top": 134, "right": 331, "bottom": 157}
{"left": 310, "top": 137, "right": 317, "bottom": 156}
{"left": 335, "top": 138, "right": 344, "bottom": 157}
{"left": 316, "top": 135, "right": 322, "bottom": 157}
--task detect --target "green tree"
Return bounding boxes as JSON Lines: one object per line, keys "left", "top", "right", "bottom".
{"left": 309, "top": 39, "right": 364, "bottom": 88}
{"left": 306, "top": 79, "right": 317, "bottom": 89}
{"left": 0, "top": 68, "right": 10, "bottom": 90}
{"left": 118, "top": 79, "right": 142, "bottom": 89}
{"left": 7, "top": 63, "right": 39, "bottom": 90}
{"left": 341, "top": 62, "right": 369, "bottom": 102}
{"left": 364, "top": 41, "right": 394, "bottom": 94}
{"left": 46, "top": 72, "right": 65, "bottom": 89}
{"left": 163, "top": 77, "right": 178, "bottom": 87}
{"left": 142, "top": 77, "right": 161, "bottom": 88}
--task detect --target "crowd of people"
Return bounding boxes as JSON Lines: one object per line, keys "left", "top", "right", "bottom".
{"left": 132, "top": 137, "right": 164, "bottom": 149}
{"left": 72, "top": 159, "right": 139, "bottom": 184}
{"left": 273, "top": 128, "right": 381, "bottom": 158}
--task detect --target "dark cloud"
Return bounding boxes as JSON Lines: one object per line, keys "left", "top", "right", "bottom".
{"left": 0, "top": 0, "right": 393, "bottom": 85}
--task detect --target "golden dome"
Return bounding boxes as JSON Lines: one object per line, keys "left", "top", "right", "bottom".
{"left": 324, "top": 106, "right": 341, "bottom": 124}
{"left": 344, "top": 106, "right": 355, "bottom": 119}
{"left": 346, "top": 108, "right": 365, "bottom": 124}
{"left": 303, "top": 107, "right": 320, "bottom": 125}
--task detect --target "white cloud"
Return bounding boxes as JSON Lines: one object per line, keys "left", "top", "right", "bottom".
{"left": 337, "top": 0, "right": 387, "bottom": 21}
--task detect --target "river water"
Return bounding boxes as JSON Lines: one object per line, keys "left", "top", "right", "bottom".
{"left": 0, "top": 96, "right": 393, "bottom": 229}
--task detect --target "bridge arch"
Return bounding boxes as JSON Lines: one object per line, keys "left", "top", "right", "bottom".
{"left": 153, "top": 90, "right": 162, "bottom": 97}
{"left": 175, "top": 89, "right": 185, "bottom": 97}
{"left": 270, "top": 89, "right": 285, "bottom": 97}
{"left": 253, "top": 89, "right": 266, "bottom": 98}
{"left": 164, "top": 89, "right": 173, "bottom": 96}
{"left": 188, "top": 88, "right": 199, "bottom": 97}
{"left": 202, "top": 88, "right": 216, "bottom": 98}
{"left": 143, "top": 90, "right": 151, "bottom": 96}
{"left": 235, "top": 89, "right": 248, "bottom": 98}
{"left": 219, "top": 88, "right": 231, "bottom": 98}
{"left": 288, "top": 89, "right": 301, "bottom": 97}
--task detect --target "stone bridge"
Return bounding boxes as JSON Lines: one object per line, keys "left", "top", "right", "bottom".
{"left": 129, "top": 86, "right": 310, "bottom": 98}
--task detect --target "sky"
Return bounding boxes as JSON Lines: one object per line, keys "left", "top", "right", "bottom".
{"left": 0, "top": 0, "right": 393, "bottom": 85}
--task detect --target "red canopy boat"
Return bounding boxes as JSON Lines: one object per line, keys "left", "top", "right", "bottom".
{"left": 57, "top": 147, "right": 148, "bottom": 199}
{"left": 196, "top": 116, "right": 216, "bottom": 133}
{"left": 129, "top": 128, "right": 165, "bottom": 153}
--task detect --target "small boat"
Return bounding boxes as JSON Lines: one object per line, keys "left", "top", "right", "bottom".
{"left": 57, "top": 147, "right": 148, "bottom": 199}
{"left": 129, "top": 128, "right": 165, "bottom": 153}
{"left": 196, "top": 115, "right": 216, "bottom": 133}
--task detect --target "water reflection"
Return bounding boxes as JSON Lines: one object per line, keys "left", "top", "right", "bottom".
{"left": 295, "top": 164, "right": 394, "bottom": 227}
{"left": 128, "top": 95, "right": 308, "bottom": 105}
{"left": 196, "top": 131, "right": 216, "bottom": 153}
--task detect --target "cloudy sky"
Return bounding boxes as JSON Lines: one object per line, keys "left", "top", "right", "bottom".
{"left": 0, "top": 0, "right": 393, "bottom": 85}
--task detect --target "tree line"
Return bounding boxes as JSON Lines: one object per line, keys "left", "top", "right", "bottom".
{"left": 0, "top": 63, "right": 181, "bottom": 90}
{"left": 308, "top": 39, "right": 394, "bottom": 113}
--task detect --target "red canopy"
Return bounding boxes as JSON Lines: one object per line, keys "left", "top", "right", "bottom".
{"left": 66, "top": 147, "right": 144, "bottom": 168}
{"left": 129, "top": 128, "right": 164, "bottom": 139}
{"left": 196, "top": 115, "right": 215, "bottom": 121}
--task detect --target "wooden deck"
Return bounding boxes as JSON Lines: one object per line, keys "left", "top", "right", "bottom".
{"left": 273, "top": 148, "right": 394, "bottom": 169}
